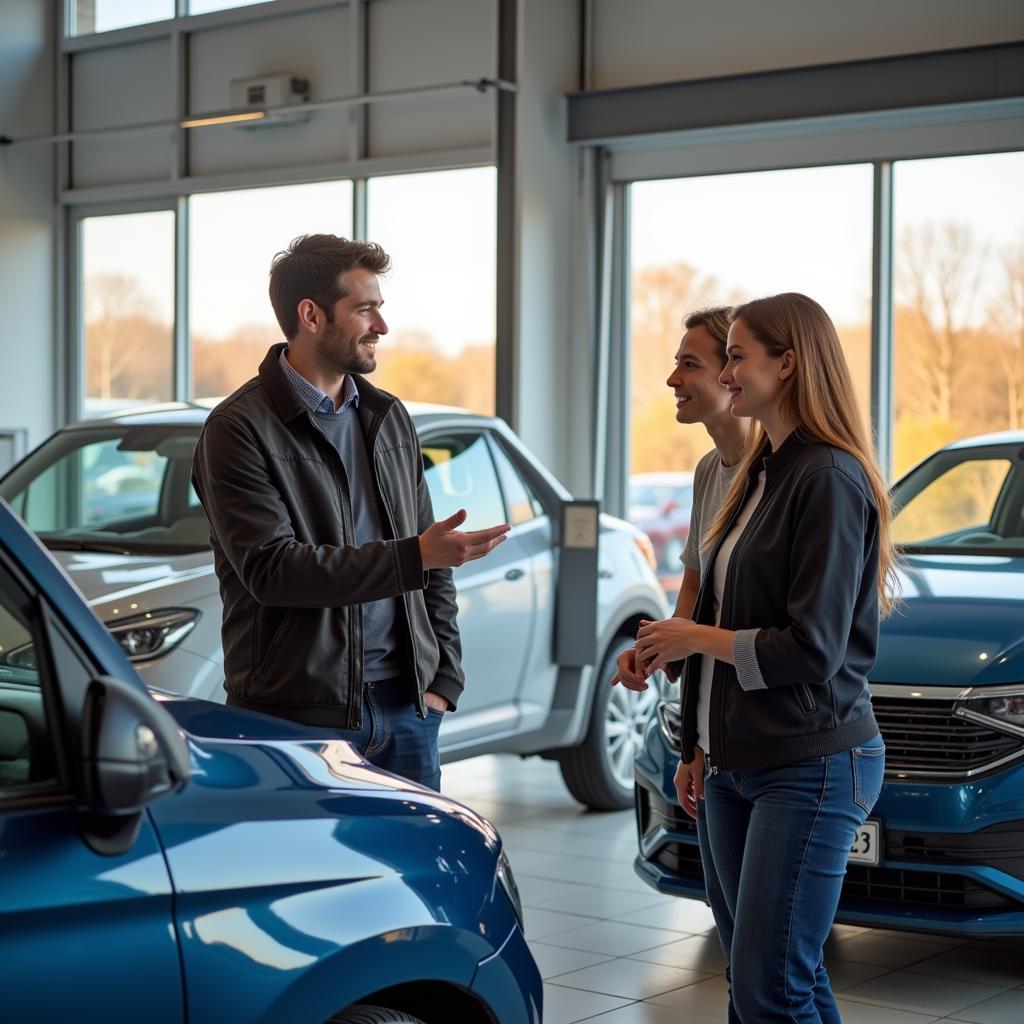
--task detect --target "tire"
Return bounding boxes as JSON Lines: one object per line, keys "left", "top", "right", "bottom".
{"left": 558, "top": 636, "right": 663, "bottom": 811}
{"left": 329, "top": 1007, "right": 427, "bottom": 1024}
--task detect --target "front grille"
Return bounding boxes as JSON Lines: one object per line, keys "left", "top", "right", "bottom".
{"left": 873, "top": 694, "right": 1024, "bottom": 779}
{"left": 654, "top": 841, "right": 705, "bottom": 879}
{"left": 637, "top": 775, "right": 1024, "bottom": 916}
{"left": 647, "top": 840, "right": 1018, "bottom": 911}
{"left": 843, "top": 866, "right": 1016, "bottom": 910}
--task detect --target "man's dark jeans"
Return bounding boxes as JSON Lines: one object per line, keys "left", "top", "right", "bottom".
{"left": 695, "top": 735, "right": 886, "bottom": 1022}
{"left": 338, "top": 677, "right": 443, "bottom": 791}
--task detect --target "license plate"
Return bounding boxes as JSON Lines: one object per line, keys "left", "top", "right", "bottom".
{"left": 849, "top": 820, "right": 881, "bottom": 866}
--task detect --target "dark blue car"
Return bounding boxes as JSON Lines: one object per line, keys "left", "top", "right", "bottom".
{"left": 0, "top": 499, "right": 541, "bottom": 1023}
{"left": 634, "top": 430, "right": 1024, "bottom": 938}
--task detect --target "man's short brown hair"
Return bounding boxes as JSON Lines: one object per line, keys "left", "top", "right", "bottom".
{"left": 269, "top": 234, "right": 391, "bottom": 339}
{"left": 683, "top": 305, "right": 734, "bottom": 367}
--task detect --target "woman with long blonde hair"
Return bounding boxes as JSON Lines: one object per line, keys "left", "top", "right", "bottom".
{"left": 635, "top": 292, "right": 895, "bottom": 1023}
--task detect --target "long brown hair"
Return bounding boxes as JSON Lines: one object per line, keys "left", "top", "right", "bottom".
{"left": 705, "top": 292, "right": 898, "bottom": 616}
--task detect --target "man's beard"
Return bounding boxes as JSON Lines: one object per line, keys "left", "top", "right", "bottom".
{"left": 317, "top": 326, "right": 377, "bottom": 376}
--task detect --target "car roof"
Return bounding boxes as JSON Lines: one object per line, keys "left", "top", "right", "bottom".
{"left": 63, "top": 400, "right": 490, "bottom": 430}
{"left": 944, "top": 429, "right": 1024, "bottom": 450}
{"left": 53, "top": 400, "right": 572, "bottom": 502}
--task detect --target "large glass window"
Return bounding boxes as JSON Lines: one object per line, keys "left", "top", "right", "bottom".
{"left": 892, "top": 152, "right": 1024, "bottom": 478}
{"left": 187, "top": 1, "right": 272, "bottom": 13}
{"left": 73, "top": 1, "right": 175, "bottom": 34}
{"left": 629, "top": 165, "right": 873, "bottom": 589}
{"left": 82, "top": 211, "right": 175, "bottom": 419}
{"left": 71, "top": 0, "right": 274, "bottom": 34}
{"left": 189, "top": 181, "right": 353, "bottom": 401}
{"left": 367, "top": 167, "right": 496, "bottom": 415}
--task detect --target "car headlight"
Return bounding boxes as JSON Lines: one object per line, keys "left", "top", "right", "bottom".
{"left": 955, "top": 686, "right": 1024, "bottom": 737}
{"left": 105, "top": 609, "right": 200, "bottom": 662}
{"left": 656, "top": 698, "right": 682, "bottom": 751}
{"left": 633, "top": 534, "right": 658, "bottom": 573}
{"left": 496, "top": 848, "right": 524, "bottom": 934}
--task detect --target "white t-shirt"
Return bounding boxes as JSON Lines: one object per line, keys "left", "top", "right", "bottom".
{"left": 696, "top": 471, "right": 766, "bottom": 753}
{"left": 682, "top": 449, "right": 741, "bottom": 579}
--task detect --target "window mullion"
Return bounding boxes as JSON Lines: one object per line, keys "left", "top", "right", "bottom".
{"left": 871, "top": 160, "right": 895, "bottom": 481}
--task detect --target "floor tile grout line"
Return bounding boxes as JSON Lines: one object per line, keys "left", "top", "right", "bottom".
{"left": 530, "top": 933, "right": 708, "bottom": 957}
{"left": 549, "top": 970, "right": 719, "bottom": 1001}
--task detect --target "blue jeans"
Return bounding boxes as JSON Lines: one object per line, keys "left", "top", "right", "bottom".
{"left": 695, "top": 735, "right": 885, "bottom": 1023}
{"left": 337, "top": 678, "right": 443, "bottom": 790}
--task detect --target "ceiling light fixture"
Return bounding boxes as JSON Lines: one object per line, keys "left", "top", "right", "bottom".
{"left": 179, "top": 110, "right": 267, "bottom": 129}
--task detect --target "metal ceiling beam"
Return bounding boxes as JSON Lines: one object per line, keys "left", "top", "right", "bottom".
{"left": 567, "top": 40, "right": 1024, "bottom": 145}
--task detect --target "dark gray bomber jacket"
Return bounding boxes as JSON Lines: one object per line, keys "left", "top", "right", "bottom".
{"left": 191, "top": 343, "right": 464, "bottom": 729}
{"left": 680, "top": 430, "right": 882, "bottom": 770}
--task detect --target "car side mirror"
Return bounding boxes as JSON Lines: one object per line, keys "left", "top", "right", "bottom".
{"left": 82, "top": 674, "right": 191, "bottom": 816}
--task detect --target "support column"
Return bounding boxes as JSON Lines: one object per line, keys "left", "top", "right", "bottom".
{"left": 871, "top": 161, "right": 894, "bottom": 480}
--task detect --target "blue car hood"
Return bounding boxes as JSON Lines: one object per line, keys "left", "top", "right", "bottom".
{"left": 147, "top": 694, "right": 510, "bottom": 953}
{"left": 873, "top": 554, "right": 1024, "bottom": 687}
{"left": 155, "top": 691, "right": 455, "bottom": 795}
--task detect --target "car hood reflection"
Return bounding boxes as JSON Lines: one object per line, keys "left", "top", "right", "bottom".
{"left": 876, "top": 555, "right": 1024, "bottom": 685}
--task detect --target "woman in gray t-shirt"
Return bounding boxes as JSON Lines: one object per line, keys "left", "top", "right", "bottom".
{"left": 612, "top": 304, "right": 747, "bottom": 818}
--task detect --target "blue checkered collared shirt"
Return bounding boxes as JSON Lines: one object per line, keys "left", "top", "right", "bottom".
{"left": 279, "top": 347, "right": 359, "bottom": 414}
{"left": 278, "top": 346, "right": 402, "bottom": 682}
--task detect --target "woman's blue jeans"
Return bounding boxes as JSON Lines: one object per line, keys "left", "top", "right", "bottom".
{"left": 695, "top": 735, "right": 885, "bottom": 1023}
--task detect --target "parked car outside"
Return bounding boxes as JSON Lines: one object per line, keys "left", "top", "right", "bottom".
{"left": 0, "top": 403, "right": 670, "bottom": 812}
{"left": 0, "top": 496, "right": 541, "bottom": 1024}
{"left": 628, "top": 471, "right": 694, "bottom": 576}
{"left": 634, "top": 430, "right": 1024, "bottom": 937}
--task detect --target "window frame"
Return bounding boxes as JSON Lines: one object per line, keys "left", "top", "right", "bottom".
{"left": 69, "top": 201, "right": 181, "bottom": 425}
{"left": 485, "top": 431, "right": 545, "bottom": 530}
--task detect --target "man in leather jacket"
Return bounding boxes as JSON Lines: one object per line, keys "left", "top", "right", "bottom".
{"left": 192, "top": 234, "right": 510, "bottom": 789}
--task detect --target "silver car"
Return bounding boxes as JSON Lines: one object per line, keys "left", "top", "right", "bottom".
{"left": 0, "top": 403, "right": 669, "bottom": 810}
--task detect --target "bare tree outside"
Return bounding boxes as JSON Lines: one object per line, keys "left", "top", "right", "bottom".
{"left": 896, "top": 222, "right": 983, "bottom": 425}
{"left": 991, "top": 234, "right": 1024, "bottom": 431}
{"left": 893, "top": 220, "right": 1024, "bottom": 475}
{"left": 84, "top": 273, "right": 172, "bottom": 410}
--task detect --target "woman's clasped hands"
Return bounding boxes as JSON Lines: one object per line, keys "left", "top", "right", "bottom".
{"left": 634, "top": 617, "right": 697, "bottom": 675}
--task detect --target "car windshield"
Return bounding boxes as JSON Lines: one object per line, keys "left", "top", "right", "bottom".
{"left": 0, "top": 425, "right": 209, "bottom": 555}
{"left": 891, "top": 443, "right": 1024, "bottom": 556}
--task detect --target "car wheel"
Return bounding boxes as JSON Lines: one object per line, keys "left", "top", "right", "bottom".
{"left": 558, "top": 636, "right": 663, "bottom": 811}
{"left": 329, "top": 1007, "right": 427, "bottom": 1024}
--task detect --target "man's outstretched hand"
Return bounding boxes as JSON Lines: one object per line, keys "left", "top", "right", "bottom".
{"left": 419, "top": 509, "right": 511, "bottom": 570}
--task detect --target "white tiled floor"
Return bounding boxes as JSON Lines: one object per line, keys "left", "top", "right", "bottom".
{"left": 443, "top": 754, "right": 1024, "bottom": 1024}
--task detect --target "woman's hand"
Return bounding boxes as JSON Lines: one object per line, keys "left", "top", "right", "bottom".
{"left": 674, "top": 747, "right": 705, "bottom": 820}
{"left": 636, "top": 617, "right": 696, "bottom": 674}
{"left": 611, "top": 645, "right": 649, "bottom": 691}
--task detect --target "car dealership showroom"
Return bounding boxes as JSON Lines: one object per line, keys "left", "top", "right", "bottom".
{"left": 3, "top": 2, "right": 1024, "bottom": 1022}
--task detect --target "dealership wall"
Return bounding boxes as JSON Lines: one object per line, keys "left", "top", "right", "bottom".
{"left": 0, "top": 0, "right": 56, "bottom": 454}
{"left": 589, "top": 0, "right": 1024, "bottom": 89}
{"left": 1, "top": 0, "right": 1023, "bottom": 491}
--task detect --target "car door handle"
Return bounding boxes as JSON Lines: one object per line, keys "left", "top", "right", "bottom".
{"left": 505, "top": 568, "right": 526, "bottom": 581}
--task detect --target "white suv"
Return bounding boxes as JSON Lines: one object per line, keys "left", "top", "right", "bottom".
{"left": 1, "top": 403, "right": 669, "bottom": 810}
